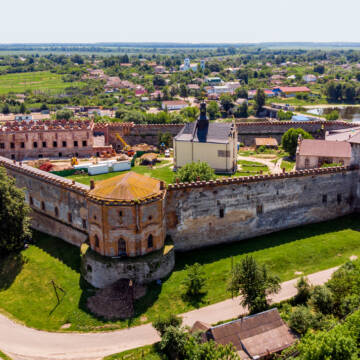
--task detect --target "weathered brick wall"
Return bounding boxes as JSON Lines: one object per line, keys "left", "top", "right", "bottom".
{"left": 0, "top": 156, "right": 89, "bottom": 247}
{"left": 165, "top": 167, "right": 359, "bottom": 251}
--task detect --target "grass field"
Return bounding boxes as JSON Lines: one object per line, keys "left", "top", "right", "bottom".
{"left": 0, "top": 215, "right": 360, "bottom": 332}
{"left": 237, "top": 160, "right": 269, "bottom": 174}
{"left": 0, "top": 71, "right": 84, "bottom": 94}
{"left": 280, "top": 159, "right": 295, "bottom": 172}
{"left": 103, "top": 345, "right": 161, "bottom": 360}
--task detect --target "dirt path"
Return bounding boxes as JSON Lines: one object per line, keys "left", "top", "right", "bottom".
{"left": 0, "top": 267, "right": 338, "bottom": 360}
{"left": 237, "top": 155, "right": 278, "bottom": 174}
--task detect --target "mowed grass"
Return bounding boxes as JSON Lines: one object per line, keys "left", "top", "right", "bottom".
{"left": 104, "top": 345, "right": 161, "bottom": 360}
{"left": 0, "top": 71, "right": 84, "bottom": 94}
{"left": 281, "top": 159, "right": 295, "bottom": 172}
{"left": 0, "top": 216, "right": 360, "bottom": 332}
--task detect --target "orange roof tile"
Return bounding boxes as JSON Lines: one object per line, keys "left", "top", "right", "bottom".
{"left": 89, "top": 172, "right": 161, "bottom": 201}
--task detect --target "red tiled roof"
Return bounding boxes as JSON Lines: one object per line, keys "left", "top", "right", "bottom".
{"left": 298, "top": 139, "right": 351, "bottom": 158}
{"left": 279, "top": 86, "right": 311, "bottom": 93}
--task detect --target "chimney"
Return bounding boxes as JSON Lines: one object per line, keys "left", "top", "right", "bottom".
{"left": 90, "top": 180, "right": 95, "bottom": 190}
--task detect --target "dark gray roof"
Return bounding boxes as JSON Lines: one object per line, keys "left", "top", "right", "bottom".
{"left": 175, "top": 121, "right": 234, "bottom": 144}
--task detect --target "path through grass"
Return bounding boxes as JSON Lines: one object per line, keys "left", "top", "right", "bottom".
{"left": 0, "top": 216, "right": 359, "bottom": 332}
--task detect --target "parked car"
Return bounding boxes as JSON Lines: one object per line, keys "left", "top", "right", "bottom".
{"left": 165, "top": 149, "right": 170, "bottom": 157}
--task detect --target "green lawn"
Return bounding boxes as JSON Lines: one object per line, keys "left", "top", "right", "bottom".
{"left": 0, "top": 71, "right": 84, "bottom": 94}
{"left": 103, "top": 345, "right": 161, "bottom": 360}
{"left": 67, "top": 164, "right": 175, "bottom": 185}
{"left": 0, "top": 351, "right": 11, "bottom": 360}
{"left": 281, "top": 159, "right": 295, "bottom": 172}
{"left": 237, "top": 160, "right": 269, "bottom": 174}
{"left": 1, "top": 215, "right": 360, "bottom": 332}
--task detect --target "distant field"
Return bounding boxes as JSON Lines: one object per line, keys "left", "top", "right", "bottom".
{"left": 0, "top": 71, "right": 84, "bottom": 94}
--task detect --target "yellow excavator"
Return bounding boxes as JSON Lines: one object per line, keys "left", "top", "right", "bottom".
{"left": 115, "top": 133, "right": 134, "bottom": 156}
{"left": 71, "top": 157, "right": 79, "bottom": 166}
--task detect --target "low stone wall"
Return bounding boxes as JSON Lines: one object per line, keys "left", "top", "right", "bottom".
{"left": 81, "top": 244, "right": 175, "bottom": 288}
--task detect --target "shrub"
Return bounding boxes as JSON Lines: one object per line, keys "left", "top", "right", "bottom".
{"left": 175, "top": 161, "right": 215, "bottom": 183}
{"left": 289, "top": 306, "right": 314, "bottom": 335}
{"left": 153, "top": 313, "right": 182, "bottom": 337}
{"left": 281, "top": 128, "right": 313, "bottom": 158}
{"left": 340, "top": 294, "right": 360, "bottom": 317}
{"left": 311, "top": 285, "right": 335, "bottom": 315}
{"left": 294, "top": 276, "right": 312, "bottom": 305}
{"left": 325, "top": 110, "right": 339, "bottom": 121}
{"left": 181, "top": 263, "right": 206, "bottom": 299}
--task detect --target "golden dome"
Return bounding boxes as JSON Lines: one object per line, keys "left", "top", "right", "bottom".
{"left": 89, "top": 172, "right": 162, "bottom": 201}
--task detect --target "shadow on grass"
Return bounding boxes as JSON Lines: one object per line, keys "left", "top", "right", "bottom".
{"left": 0, "top": 252, "right": 25, "bottom": 291}
{"left": 181, "top": 291, "right": 207, "bottom": 309}
{"left": 174, "top": 214, "right": 360, "bottom": 270}
{"left": 32, "top": 230, "right": 81, "bottom": 273}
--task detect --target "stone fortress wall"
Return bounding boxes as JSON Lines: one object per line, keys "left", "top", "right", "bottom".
{"left": 165, "top": 166, "right": 360, "bottom": 251}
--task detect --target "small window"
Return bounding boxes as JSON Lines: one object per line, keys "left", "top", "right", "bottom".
{"left": 337, "top": 194, "right": 342, "bottom": 204}
{"left": 54, "top": 207, "right": 59, "bottom": 217}
{"left": 21, "top": 142, "right": 25, "bottom": 148}
{"left": 148, "top": 215, "right": 152, "bottom": 221}
{"left": 58, "top": 152, "right": 62, "bottom": 157}
{"left": 38, "top": 154, "right": 43, "bottom": 158}
{"left": 147, "top": 234, "right": 153, "bottom": 249}
{"left": 305, "top": 158, "right": 310, "bottom": 168}
{"left": 41, "top": 201, "right": 45, "bottom": 211}
{"left": 82, "top": 140, "right": 87, "bottom": 147}
{"left": 42, "top": 141, "right": 47, "bottom": 148}
{"left": 256, "top": 204, "right": 263, "bottom": 215}
{"left": 0, "top": 143, "right": 5, "bottom": 149}
{"left": 74, "top": 141, "right": 78, "bottom": 147}
{"left": 33, "top": 141, "right": 38, "bottom": 148}
{"left": 62, "top": 141, "right": 67, "bottom": 148}
{"left": 30, "top": 196, "right": 33, "bottom": 205}
{"left": 322, "top": 195, "right": 327, "bottom": 204}
{"left": 10, "top": 142, "right": 15, "bottom": 149}
{"left": 94, "top": 235, "right": 100, "bottom": 248}
{"left": 218, "top": 150, "right": 230, "bottom": 158}
{"left": 11, "top": 154, "right": 15, "bottom": 159}
{"left": 68, "top": 212, "right": 72, "bottom": 223}
{"left": 53, "top": 141, "right": 58, "bottom": 148}
{"left": 82, "top": 219, "right": 87, "bottom": 229}
{"left": 219, "top": 208, "right": 224, "bottom": 218}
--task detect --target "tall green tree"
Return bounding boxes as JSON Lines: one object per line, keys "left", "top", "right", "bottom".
{"left": 228, "top": 256, "right": 280, "bottom": 314}
{"left": 207, "top": 101, "right": 220, "bottom": 120}
{"left": 281, "top": 128, "right": 313, "bottom": 158}
{"left": 181, "top": 263, "right": 206, "bottom": 299}
{"left": 0, "top": 167, "right": 31, "bottom": 255}
{"left": 254, "top": 89, "right": 265, "bottom": 114}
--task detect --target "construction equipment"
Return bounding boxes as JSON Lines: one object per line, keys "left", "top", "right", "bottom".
{"left": 71, "top": 157, "right": 79, "bottom": 166}
{"left": 115, "top": 133, "right": 134, "bottom": 156}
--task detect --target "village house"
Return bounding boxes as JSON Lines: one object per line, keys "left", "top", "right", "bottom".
{"left": 273, "top": 86, "right": 311, "bottom": 98}
{"left": 296, "top": 138, "right": 351, "bottom": 170}
{"left": 161, "top": 100, "right": 188, "bottom": 111}
{"left": 173, "top": 103, "right": 238, "bottom": 174}
{"left": 191, "top": 309, "right": 297, "bottom": 360}
{"left": 254, "top": 137, "right": 278, "bottom": 149}
{"left": 303, "top": 74, "right": 317, "bottom": 83}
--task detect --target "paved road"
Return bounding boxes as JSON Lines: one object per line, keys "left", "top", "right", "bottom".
{"left": 0, "top": 267, "right": 338, "bottom": 360}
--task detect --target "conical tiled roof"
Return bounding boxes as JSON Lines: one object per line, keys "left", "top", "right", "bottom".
{"left": 89, "top": 172, "right": 162, "bottom": 201}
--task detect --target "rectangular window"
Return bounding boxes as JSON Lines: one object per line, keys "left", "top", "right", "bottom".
{"left": 256, "top": 204, "right": 263, "bottom": 215}
{"left": 42, "top": 141, "right": 47, "bottom": 148}
{"left": 337, "top": 194, "right": 342, "bottom": 204}
{"left": 82, "top": 140, "right": 87, "bottom": 147}
{"left": 74, "top": 141, "right": 78, "bottom": 147}
{"left": 11, "top": 154, "right": 15, "bottom": 159}
{"left": 82, "top": 219, "right": 86, "bottom": 229}
{"left": 62, "top": 141, "right": 67, "bottom": 148}
{"left": 219, "top": 208, "right": 224, "bottom": 218}
{"left": 53, "top": 141, "right": 57, "bottom": 148}
{"left": 10, "top": 142, "right": 15, "bottom": 149}
{"left": 68, "top": 213, "right": 72, "bottom": 223}
{"left": 218, "top": 150, "right": 230, "bottom": 158}
{"left": 29, "top": 196, "right": 33, "bottom": 205}
{"left": 21, "top": 142, "right": 25, "bottom": 148}
{"left": 33, "top": 141, "right": 38, "bottom": 148}
{"left": 322, "top": 194, "right": 327, "bottom": 204}
{"left": 0, "top": 143, "right": 4, "bottom": 149}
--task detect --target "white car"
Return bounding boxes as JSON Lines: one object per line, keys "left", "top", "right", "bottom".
{"left": 165, "top": 149, "right": 170, "bottom": 157}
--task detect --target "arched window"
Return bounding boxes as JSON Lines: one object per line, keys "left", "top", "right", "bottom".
{"left": 147, "top": 234, "right": 153, "bottom": 249}
{"left": 41, "top": 201, "right": 45, "bottom": 211}
{"left": 118, "top": 238, "right": 126, "bottom": 256}
{"left": 94, "top": 235, "right": 100, "bottom": 248}
{"left": 305, "top": 158, "right": 310, "bottom": 169}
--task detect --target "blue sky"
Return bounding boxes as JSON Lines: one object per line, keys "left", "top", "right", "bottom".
{"left": 1, "top": 0, "right": 359, "bottom": 43}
